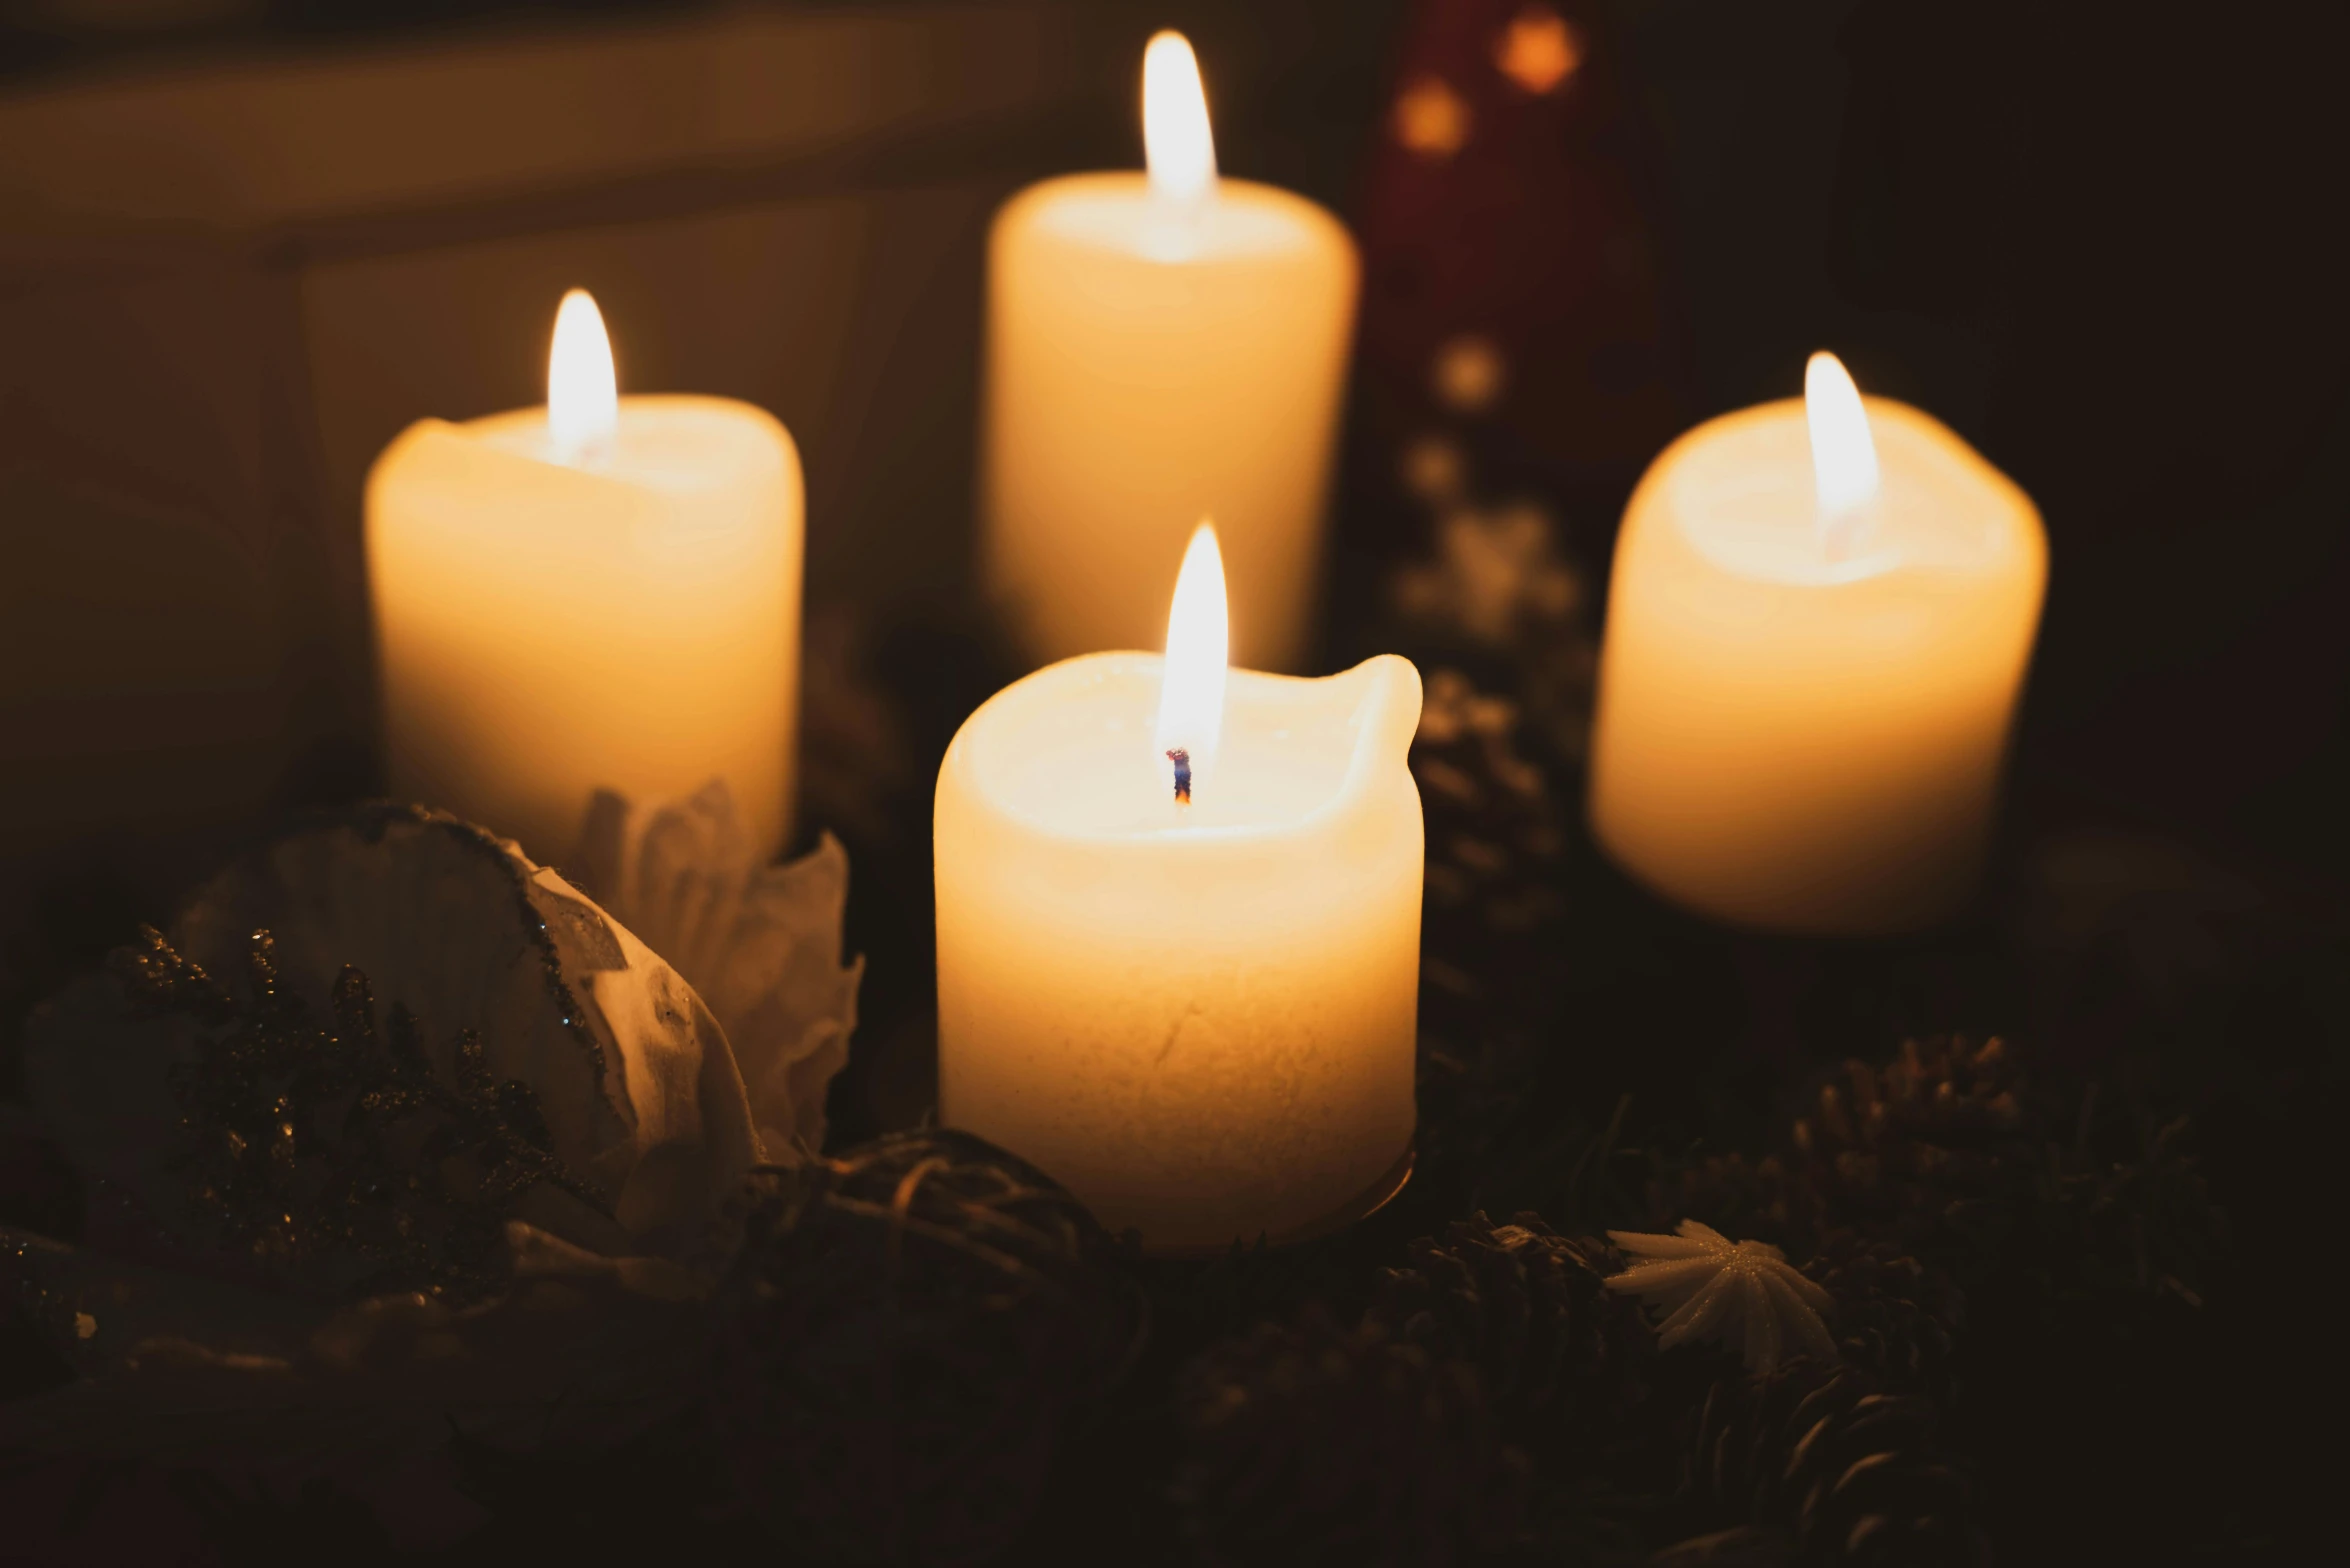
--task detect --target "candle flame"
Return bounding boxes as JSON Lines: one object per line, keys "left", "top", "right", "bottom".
{"left": 1805, "top": 351, "right": 1880, "bottom": 553}
{"left": 548, "top": 288, "right": 618, "bottom": 465}
{"left": 1143, "top": 31, "right": 1217, "bottom": 203}
{"left": 1155, "top": 521, "right": 1228, "bottom": 801}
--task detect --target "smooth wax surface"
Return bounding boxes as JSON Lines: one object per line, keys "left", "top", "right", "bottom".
{"left": 982, "top": 173, "right": 1358, "bottom": 673}
{"left": 368, "top": 395, "right": 801, "bottom": 862}
{"left": 936, "top": 652, "right": 1422, "bottom": 1252}
{"left": 1589, "top": 398, "right": 2045, "bottom": 933}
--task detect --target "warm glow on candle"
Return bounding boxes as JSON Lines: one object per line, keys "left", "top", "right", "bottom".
{"left": 370, "top": 310, "right": 805, "bottom": 861}
{"left": 1805, "top": 350, "right": 1880, "bottom": 552}
{"left": 1592, "top": 370, "right": 2047, "bottom": 934}
{"left": 1143, "top": 31, "right": 1217, "bottom": 203}
{"left": 548, "top": 288, "right": 618, "bottom": 465}
{"left": 1155, "top": 521, "right": 1229, "bottom": 797}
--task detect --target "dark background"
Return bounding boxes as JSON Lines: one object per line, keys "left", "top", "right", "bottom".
{"left": 2, "top": 4, "right": 2345, "bottom": 1559}
{"left": 6, "top": 0, "right": 2344, "bottom": 897}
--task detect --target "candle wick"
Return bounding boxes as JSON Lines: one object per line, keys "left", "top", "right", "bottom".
{"left": 1166, "top": 748, "right": 1193, "bottom": 805}
{"left": 557, "top": 431, "right": 615, "bottom": 472}
{"left": 1819, "top": 500, "right": 1872, "bottom": 563}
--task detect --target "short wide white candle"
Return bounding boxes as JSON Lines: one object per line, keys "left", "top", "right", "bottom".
{"left": 937, "top": 527, "right": 1423, "bottom": 1252}
{"left": 982, "top": 32, "right": 1358, "bottom": 673}
{"left": 1589, "top": 354, "right": 2046, "bottom": 934}
{"left": 368, "top": 291, "right": 802, "bottom": 862}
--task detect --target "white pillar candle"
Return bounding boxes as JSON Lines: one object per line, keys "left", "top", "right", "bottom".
{"left": 981, "top": 32, "right": 1359, "bottom": 673}
{"left": 368, "top": 291, "right": 802, "bottom": 862}
{"left": 1589, "top": 353, "right": 2046, "bottom": 933}
{"left": 937, "top": 525, "right": 1423, "bottom": 1252}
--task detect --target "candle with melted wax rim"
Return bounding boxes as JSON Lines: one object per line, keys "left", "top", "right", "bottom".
{"left": 936, "top": 524, "right": 1423, "bottom": 1252}
{"left": 981, "top": 31, "right": 1358, "bottom": 673}
{"left": 1588, "top": 353, "right": 2046, "bottom": 933}
{"left": 368, "top": 290, "right": 802, "bottom": 862}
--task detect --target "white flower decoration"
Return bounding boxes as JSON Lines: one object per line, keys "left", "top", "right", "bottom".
{"left": 569, "top": 780, "right": 863, "bottom": 1160}
{"left": 1603, "top": 1220, "right": 1837, "bottom": 1374}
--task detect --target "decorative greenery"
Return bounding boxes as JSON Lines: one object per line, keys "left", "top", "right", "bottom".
{"left": 0, "top": 623, "right": 2285, "bottom": 1563}
{"left": 699, "top": 1129, "right": 1146, "bottom": 1568}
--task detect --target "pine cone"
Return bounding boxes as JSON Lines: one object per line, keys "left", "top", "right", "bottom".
{"left": 1794, "top": 1038, "right": 2025, "bottom": 1217}
{"left": 1644, "top": 1037, "right": 2029, "bottom": 1265}
{"left": 700, "top": 1129, "right": 1146, "bottom": 1567}
{"left": 1411, "top": 670, "right": 1573, "bottom": 1190}
{"left": 1845, "top": 1035, "right": 2021, "bottom": 1139}
{"left": 1414, "top": 670, "right": 1568, "bottom": 951}
{"left": 1372, "top": 1211, "right": 1650, "bottom": 1438}
{"left": 1173, "top": 1307, "right": 1526, "bottom": 1568}
{"left": 1651, "top": 1153, "right": 1818, "bottom": 1256}
{"left": 1791, "top": 1036, "right": 2221, "bottom": 1322}
{"left": 1802, "top": 1231, "right": 1962, "bottom": 1408}
{"left": 1669, "top": 1360, "right": 1984, "bottom": 1568}
{"left": 1718, "top": 1035, "right": 2022, "bottom": 1266}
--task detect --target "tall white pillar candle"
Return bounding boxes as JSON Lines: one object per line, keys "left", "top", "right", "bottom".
{"left": 937, "top": 527, "right": 1423, "bottom": 1252}
{"left": 1589, "top": 354, "right": 2046, "bottom": 933}
{"left": 368, "top": 291, "right": 802, "bottom": 862}
{"left": 982, "top": 32, "right": 1359, "bottom": 673}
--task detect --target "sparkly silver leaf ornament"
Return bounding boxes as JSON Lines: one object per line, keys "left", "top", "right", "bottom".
{"left": 1603, "top": 1219, "right": 1837, "bottom": 1374}
{"left": 568, "top": 780, "right": 862, "bottom": 1160}
{"left": 22, "top": 805, "right": 761, "bottom": 1273}
{"left": 4, "top": 804, "right": 783, "bottom": 1499}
